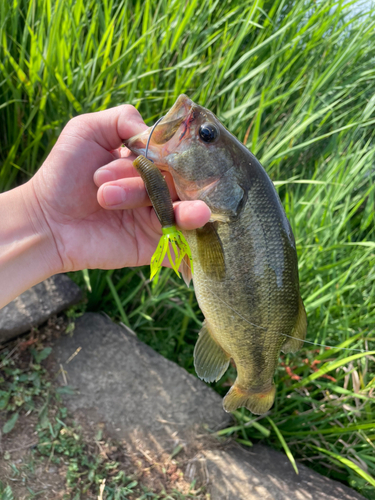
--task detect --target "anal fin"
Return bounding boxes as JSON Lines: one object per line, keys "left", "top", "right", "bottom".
{"left": 281, "top": 296, "right": 307, "bottom": 354}
{"left": 194, "top": 321, "right": 230, "bottom": 383}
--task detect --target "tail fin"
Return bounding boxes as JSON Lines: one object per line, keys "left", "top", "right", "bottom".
{"left": 223, "top": 383, "right": 276, "bottom": 415}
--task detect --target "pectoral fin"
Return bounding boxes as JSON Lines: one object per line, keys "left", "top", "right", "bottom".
{"left": 281, "top": 296, "right": 307, "bottom": 354}
{"left": 209, "top": 213, "right": 231, "bottom": 223}
{"left": 194, "top": 321, "right": 230, "bottom": 383}
{"left": 196, "top": 222, "right": 226, "bottom": 281}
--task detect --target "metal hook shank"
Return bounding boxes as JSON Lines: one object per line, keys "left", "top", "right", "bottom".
{"left": 145, "top": 115, "right": 165, "bottom": 161}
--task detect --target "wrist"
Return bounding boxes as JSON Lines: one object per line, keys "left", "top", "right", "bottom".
{"left": 0, "top": 181, "right": 62, "bottom": 308}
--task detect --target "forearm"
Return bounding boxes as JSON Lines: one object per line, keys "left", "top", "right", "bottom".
{"left": 0, "top": 182, "right": 61, "bottom": 309}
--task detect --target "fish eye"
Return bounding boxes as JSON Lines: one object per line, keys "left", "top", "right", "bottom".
{"left": 199, "top": 124, "right": 218, "bottom": 143}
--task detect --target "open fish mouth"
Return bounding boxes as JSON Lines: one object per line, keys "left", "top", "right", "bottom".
{"left": 124, "top": 94, "right": 194, "bottom": 166}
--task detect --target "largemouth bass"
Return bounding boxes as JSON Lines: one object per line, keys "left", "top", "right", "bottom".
{"left": 125, "top": 95, "right": 307, "bottom": 415}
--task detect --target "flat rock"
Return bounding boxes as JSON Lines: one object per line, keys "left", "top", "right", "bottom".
{"left": 204, "top": 444, "right": 365, "bottom": 500}
{"left": 0, "top": 274, "right": 82, "bottom": 343}
{"left": 52, "top": 312, "right": 232, "bottom": 454}
{"left": 52, "top": 313, "right": 364, "bottom": 499}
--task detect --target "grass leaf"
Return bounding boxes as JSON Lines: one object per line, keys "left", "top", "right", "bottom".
{"left": 3, "top": 412, "right": 19, "bottom": 434}
{"left": 312, "top": 446, "right": 375, "bottom": 488}
{"left": 267, "top": 417, "right": 299, "bottom": 475}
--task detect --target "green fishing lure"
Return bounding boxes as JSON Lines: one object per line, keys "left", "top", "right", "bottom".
{"left": 132, "top": 155, "right": 193, "bottom": 281}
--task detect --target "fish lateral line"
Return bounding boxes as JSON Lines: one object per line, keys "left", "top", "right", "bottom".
{"left": 205, "top": 287, "right": 370, "bottom": 354}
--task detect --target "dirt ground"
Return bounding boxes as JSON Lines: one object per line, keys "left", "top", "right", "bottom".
{"left": 0, "top": 316, "right": 212, "bottom": 499}
{"left": 0, "top": 413, "right": 66, "bottom": 499}
{"left": 0, "top": 409, "right": 211, "bottom": 499}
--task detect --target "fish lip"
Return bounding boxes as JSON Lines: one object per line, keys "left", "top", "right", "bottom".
{"left": 123, "top": 126, "right": 151, "bottom": 158}
{"left": 124, "top": 94, "right": 194, "bottom": 164}
{"left": 163, "top": 94, "right": 193, "bottom": 122}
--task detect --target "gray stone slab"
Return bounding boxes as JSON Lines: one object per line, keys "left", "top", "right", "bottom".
{"left": 0, "top": 274, "right": 82, "bottom": 343}
{"left": 204, "top": 444, "right": 365, "bottom": 500}
{"left": 52, "top": 312, "right": 232, "bottom": 454}
{"left": 53, "top": 313, "right": 364, "bottom": 499}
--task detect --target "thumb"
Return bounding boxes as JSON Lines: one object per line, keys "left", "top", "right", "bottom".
{"left": 68, "top": 104, "right": 149, "bottom": 151}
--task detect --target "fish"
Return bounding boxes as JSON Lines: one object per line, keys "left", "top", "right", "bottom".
{"left": 125, "top": 94, "right": 307, "bottom": 415}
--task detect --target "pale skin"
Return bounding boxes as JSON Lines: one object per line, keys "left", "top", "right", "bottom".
{"left": 0, "top": 105, "right": 211, "bottom": 309}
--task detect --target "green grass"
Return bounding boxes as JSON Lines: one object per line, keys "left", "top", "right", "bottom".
{"left": 0, "top": 483, "right": 14, "bottom": 500}
{"left": 1, "top": 0, "right": 375, "bottom": 497}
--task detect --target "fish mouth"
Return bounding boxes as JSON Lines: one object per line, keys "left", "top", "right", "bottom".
{"left": 124, "top": 94, "right": 194, "bottom": 166}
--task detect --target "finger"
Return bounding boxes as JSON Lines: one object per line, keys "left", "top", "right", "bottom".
{"left": 97, "top": 173, "right": 178, "bottom": 209}
{"left": 174, "top": 201, "right": 212, "bottom": 230}
{"left": 98, "top": 178, "right": 149, "bottom": 208}
{"left": 66, "top": 105, "right": 149, "bottom": 151}
{"left": 120, "top": 146, "right": 133, "bottom": 157}
{"left": 94, "top": 158, "right": 140, "bottom": 187}
{"left": 96, "top": 163, "right": 178, "bottom": 206}
{"left": 149, "top": 200, "right": 211, "bottom": 231}
{"left": 111, "top": 149, "right": 121, "bottom": 159}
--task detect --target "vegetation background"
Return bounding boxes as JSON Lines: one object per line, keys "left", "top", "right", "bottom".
{"left": 0, "top": 0, "right": 374, "bottom": 498}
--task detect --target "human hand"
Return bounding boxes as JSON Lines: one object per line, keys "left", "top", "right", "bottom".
{"left": 26, "top": 105, "right": 210, "bottom": 275}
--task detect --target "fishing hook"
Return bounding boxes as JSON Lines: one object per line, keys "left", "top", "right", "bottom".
{"left": 145, "top": 115, "right": 165, "bottom": 161}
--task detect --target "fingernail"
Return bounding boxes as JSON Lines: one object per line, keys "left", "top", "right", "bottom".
{"left": 103, "top": 186, "right": 126, "bottom": 206}
{"left": 94, "top": 169, "right": 116, "bottom": 185}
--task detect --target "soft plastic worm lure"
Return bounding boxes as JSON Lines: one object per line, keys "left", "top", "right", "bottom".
{"left": 132, "top": 154, "right": 194, "bottom": 281}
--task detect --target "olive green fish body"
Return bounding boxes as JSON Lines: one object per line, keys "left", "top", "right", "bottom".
{"left": 185, "top": 162, "right": 305, "bottom": 412}
{"left": 125, "top": 95, "right": 307, "bottom": 414}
